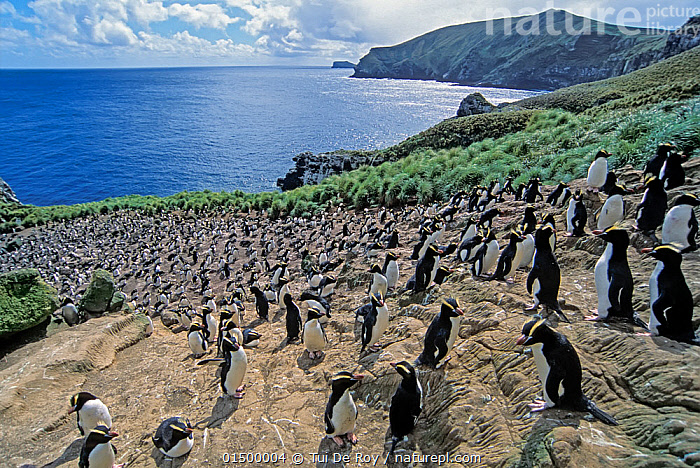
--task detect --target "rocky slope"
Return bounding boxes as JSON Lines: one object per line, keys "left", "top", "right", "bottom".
{"left": 1, "top": 157, "right": 699, "bottom": 467}
{"left": 0, "top": 177, "right": 21, "bottom": 205}
{"left": 352, "top": 11, "right": 699, "bottom": 91}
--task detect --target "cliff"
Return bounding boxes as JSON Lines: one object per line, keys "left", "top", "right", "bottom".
{"left": 332, "top": 61, "right": 356, "bottom": 69}
{"left": 0, "top": 177, "right": 21, "bottom": 205}
{"left": 352, "top": 10, "right": 699, "bottom": 91}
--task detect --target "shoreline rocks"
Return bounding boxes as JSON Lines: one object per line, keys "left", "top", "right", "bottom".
{"left": 0, "top": 177, "right": 21, "bottom": 205}
{"left": 276, "top": 150, "right": 378, "bottom": 191}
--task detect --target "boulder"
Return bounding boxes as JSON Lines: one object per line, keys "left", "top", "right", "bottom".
{"left": 457, "top": 92, "right": 496, "bottom": 117}
{"left": 109, "top": 291, "right": 126, "bottom": 312}
{"left": 0, "top": 269, "right": 59, "bottom": 338}
{"left": 78, "top": 269, "right": 116, "bottom": 314}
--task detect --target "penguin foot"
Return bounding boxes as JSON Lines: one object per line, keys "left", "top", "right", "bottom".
{"left": 232, "top": 391, "right": 245, "bottom": 399}
{"left": 236, "top": 385, "right": 246, "bottom": 393}
{"left": 524, "top": 304, "right": 539, "bottom": 311}
{"left": 584, "top": 311, "right": 600, "bottom": 321}
{"left": 436, "top": 356, "right": 452, "bottom": 369}
{"left": 332, "top": 436, "right": 345, "bottom": 447}
{"left": 346, "top": 432, "right": 358, "bottom": 445}
{"left": 635, "top": 332, "right": 652, "bottom": 337}
{"left": 113, "top": 464, "right": 125, "bottom": 468}
{"left": 528, "top": 400, "right": 548, "bottom": 412}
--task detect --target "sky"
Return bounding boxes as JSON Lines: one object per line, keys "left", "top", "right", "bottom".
{"left": 1, "top": 0, "right": 698, "bottom": 68}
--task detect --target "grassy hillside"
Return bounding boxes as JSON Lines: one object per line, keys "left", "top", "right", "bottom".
{"left": 1, "top": 47, "right": 699, "bottom": 233}
{"left": 353, "top": 9, "right": 667, "bottom": 90}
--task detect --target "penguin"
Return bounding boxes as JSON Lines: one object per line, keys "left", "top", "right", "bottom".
{"left": 587, "top": 227, "right": 648, "bottom": 329}
{"left": 526, "top": 226, "right": 569, "bottom": 323}
{"left": 278, "top": 276, "right": 291, "bottom": 307}
{"left": 515, "top": 183, "right": 527, "bottom": 201}
{"left": 600, "top": 171, "right": 618, "bottom": 195}
{"left": 546, "top": 182, "right": 570, "bottom": 207}
{"left": 471, "top": 229, "right": 499, "bottom": 277}
{"left": 524, "top": 178, "right": 544, "bottom": 203}
{"left": 542, "top": 213, "right": 557, "bottom": 253}
{"left": 242, "top": 328, "right": 262, "bottom": 347}
{"left": 366, "top": 241, "right": 384, "bottom": 258}
{"left": 249, "top": 285, "right": 269, "bottom": 321}
{"left": 177, "top": 307, "right": 193, "bottom": 329}
{"left": 644, "top": 244, "right": 700, "bottom": 345}
{"left": 299, "top": 290, "right": 331, "bottom": 323}
{"left": 489, "top": 231, "right": 525, "bottom": 283}
{"left": 518, "top": 232, "right": 535, "bottom": 270}
{"left": 388, "top": 361, "right": 422, "bottom": 456}
{"left": 456, "top": 232, "right": 483, "bottom": 263}
{"left": 478, "top": 208, "right": 501, "bottom": 230}
{"left": 284, "top": 293, "right": 303, "bottom": 343}
{"left": 307, "top": 266, "right": 323, "bottom": 290}
{"left": 199, "top": 306, "right": 217, "bottom": 343}
{"left": 219, "top": 318, "right": 244, "bottom": 352}
{"left": 412, "top": 245, "right": 442, "bottom": 292}
{"left": 369, "top": 263, "right": 388, "bottom": 299}
{"left": 382, "top": 251, "right": 400, "bottom": 291}
{"left": 69, "top": 392, "right": 112, "bottom": 436}
{"left": 324, "top": 371, "right": 364, "bottom": 447}
{"left": 597, "top": 184, "right": 627, "bottom": 231}
{"left": 516, "top": 318, "right": 618, "bottom": 425}
{"left": 643, "top": 142, "right": 675, "bottom": 180}
{"left": 587, "top": 150, "right": 610, "bottom": 191}
{"left": 319, "top": 275, "right": 337, "bottom": 298}
{"left": 416, "top": 298, "right": 463, "bottom": 368}
{"left": 79, "top": 425, "right": 121, "bottom": 468}
{"left": 152, "top": 417, "right": 194, "bottom": 458}
{"left": 433, "top": 266, "right": 453, "bottom": 285}
{"left": 302, "top": 307, "right": 328, "bottom": 359}
{"left": 361, "top": 292, "right": 389, "bottom": 353}
{"left": 355, "top": 291, "right": 382, "bottom": 324}
{"left": 220, "top": 336, "right": 248, "bottom": 398}
{"left": 187, "top": 323, "right": 207, "bottom": 358}
{"left": 410, "top": 227, "right": 432, "bottom": 260}
{"left": 635, "top": 176, "right": 667, "bottom": 239}
{"left": 660, "top": 151, "right": 687, "bottom": 190}
{"left": 459, "top": 217, "right": 478, "bottom": 243}
{"left": 518, "top": 206, "right": 537, "bottom": 235}
{"left": 662, "top": 193, "right": 699, "bottom": 252}
{"left": 60, "top": 297, "right": 80, "bottom": 326}
{"left": 566, "top": 191, "right": 587, "bottom": 237}
{"left": 270, "top": 261, "right": 287, "bottom": 290}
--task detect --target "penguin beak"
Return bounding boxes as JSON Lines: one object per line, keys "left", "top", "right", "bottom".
{"left": 516, "top": 335, "right": 530, "bottom": 346}
{"left": 108, "top": 431, "right": 119, "bottom": 438}
{"left": 456, "top": 308, "right": 464, "bottom": 316}
{"left": 640, "top": 247, "right": 653, "bottom": 254}
{"left": 352, "top": 374, "right": 365, "bottom": 381}
{"left": 185, "top": 427, "right": 194, "bottom": 434}
{"left": 68, "top": 406, "right": 77, "bottom": 414}
{"left": 389, "top": 362, "right": 397, "bottom": 368}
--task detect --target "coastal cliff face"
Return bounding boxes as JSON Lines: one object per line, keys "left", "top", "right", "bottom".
{"left": 352, "top": 11, "right": 699, "bottom": 91}
{"left": 0, "top": 177, "right": 21, "bottom": 204}
{"left": 277, "top": 150, "right": 376, "bottom": 191}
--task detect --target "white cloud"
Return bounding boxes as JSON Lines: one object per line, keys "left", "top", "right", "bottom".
{"left": 168, "top": 3, "right": 240, "bottom": 30}
{"left": 91, "top": 18, "right": 138, "bottom": 45}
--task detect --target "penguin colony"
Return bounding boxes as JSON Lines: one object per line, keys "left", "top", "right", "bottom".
{"left": 1, "top": 143, "right": 699, "bottom": 465}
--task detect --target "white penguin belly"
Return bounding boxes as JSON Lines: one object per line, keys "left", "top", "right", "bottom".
{"left": 507, "top": 247, "right": 524, "bottom": 279}
{"left": 483, "top": 241, "right": 499, "bottom": 274}
{"left": 88, "top": 442, "right": 115, "bottom": 468}
{"left": 531, "top": 344, "right": 562, "bottom": 407}
{"left": 310, "top": 276, "right": 321, "bottom": 288}
{"left": 566, "top": 200, "right": 575, "bottom": 233}
{"left": 519, "top": 235, "right": 535, "bottom": 268}
{"left": 662, "top": 206, "right": 691, "bottom": 249}
{"left": 188, "top": 332, "right": 206, "bottom": 355}
{"left": 303, "top": 320, "right": 326, "bottom": 352}
{"left": 370, "top": 274, "right": 387, "bottom": 297}
{"left": 587, "top": 159, "right": 607, "bottom": 187}
{"left": 368, "top": 307, "right": 389, "bottom": 347}
{"left": 385, "top": 262, "right": 399, "bottom": 289}
{"left": 224, "top": 349, "right": 247, "bottom": 393}
{"left": 329, "top": 392, "right": 357, "bottom": 436}
{"left": 429, "top": 258, "right": 441, "bottom": 283}
{"left": 598, "top": 195, "right": 623, "bottom": 230}
{"left": 80, "top": 400, "right": 112, "bottom": 434}
{"left": 446, "top": 316, "right": 461, "bottom": 351}
{"left": 648, "top": 262, "right": 662, "bottom": 335}
{"left": 594, "top": 245, "right": 613, "bottom": 318}
{"left": 162, "top": 437, "right": 193, "bottom": 458}
{"left": 532, "top": 278, "right": 541, "bottom": 306}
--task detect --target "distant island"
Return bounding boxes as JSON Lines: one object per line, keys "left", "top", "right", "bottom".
{"left": 331, "top": 61, "right": 356, "bottom": 69}
{"left": 352, "top": 9, "right": 699, "bottom": 90}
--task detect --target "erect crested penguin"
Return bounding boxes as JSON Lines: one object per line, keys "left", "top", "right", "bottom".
{"left": 69, "top": 392, "right": 112, "bottom": 436}
{"left": 360, "top": 292, "right": 389, "bottom": 353}
{"left": 660, "top": 151, "right": 688, "bottom": 190}
{"left": 587, "top": 149, "right": 610, "bottom": 191}
{"left": 478, "top": 208, "right": 501, "bottom": 230}
{"left": 369, "top": 263, "right": 388, "bottom": 298}
{"left": 526, "top": 226, "right": 569, "bottom": 323}
{"left": 586, "top": 227, "right": 648, "bottom": 329}
{"left": 662, "top": 193, "right": 699, "bottom": 252}
{"left": 412, "top": 244, "right": 442, "bottom": 292}
{"left": 382, "top": 251, "right": 400, "bottom": 291}
{"left": 546, "top": 182, "right": 570, "bottom": 207}
{"left": 416, "top": 298, "right": 463, "bottom": 368}
{"left": 60, "top": 297, "right": 81, "bottom": 326}
{"left": 324, "top": 371, "right": 364, "bottom": 447}
{"left": 635, "top": 175, "right": 667, "bottom": 239}
{"left": 643, "top": 244, "right": 700, "bottom": 345}
{"left": 388, "top": 361, "right": 423, "bottom": 456}
{"left": 284, "top": 293, "right": 303, "bottom": 343}
{"left": 516, "top": 318, "right": 618, "bottom": 425}
{"left": 471, "top": 229, "right": 499, "bottom": 277}
{"left": 643, "top": 142, "right": 675, "bottom": 180}
{"left": 187, "top": 323, "right": 208, "bottom": 358}
{"left": 489, "top": 231, "right": 525, "bottom": 283}
{"left": 524, "top": 177, "right": 544, "bottom": 203}
{"left": 79, "top": 425, "right": 122, "bottom": 468}
{"left": 249, "top": 285, "right": 269, "bottom": 321}
{"left": 302, "top": 306, "right": 328, "bottom": 359}
{"left": 152, "top": 417, "right": 194, "bottom": 458}
{"left": 457, "top": 232, "right": 483, "bottom": 263}
{"left": 597, "top": 184, "right": 628, "bottom": 231}
{"left": 566, "top": 190, "right": 587, "bottom": 237}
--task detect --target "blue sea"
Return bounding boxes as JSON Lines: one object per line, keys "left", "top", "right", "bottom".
{"left": 0, "top": 67, "right": 540, "bottom": 206}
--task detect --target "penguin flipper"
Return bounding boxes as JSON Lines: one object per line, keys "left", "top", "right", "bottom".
{"left": 632, "top": 315, "right": 650, "bottom": 331}
{"left": 434, "top": 329, "right": 450, "bottom": 364}
{"left": 197, "top": 358, "right": 225, "bottom": 365}
{"left": 324, "top": 410, "right": 335, "bottom": 435}
{"left": 526, "top": 268, "right": 537, "bottom": 294}
{"left": 585, "top": 399, "right": 619, "bottom": 426}
{"left": 545, "top": 368, "right": 565, "bottom": 407}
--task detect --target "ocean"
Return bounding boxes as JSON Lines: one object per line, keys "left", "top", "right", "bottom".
{"left": 0, "top": 67, "right": 540, "bottom": 206}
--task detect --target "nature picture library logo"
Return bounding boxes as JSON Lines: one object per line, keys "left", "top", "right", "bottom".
{"left": 484, "top": 2, "right": 700, "bottom": 36}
